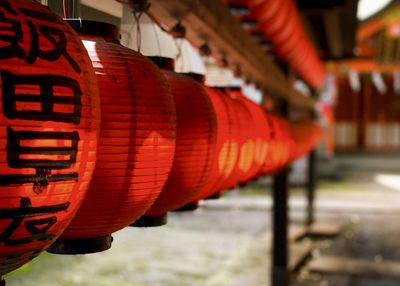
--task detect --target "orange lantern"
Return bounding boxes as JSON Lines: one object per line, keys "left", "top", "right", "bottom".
{"left": 134, "top": 58, "right": 216, "bottom": 226}
{"left": 46, "top": 21, "right": 176, "bottom": 254}
{"left": 0, "top": 0, "right": 100, "bottom": 275}
{"left": 289, "top": 121, "right": 322, "bottom": 161}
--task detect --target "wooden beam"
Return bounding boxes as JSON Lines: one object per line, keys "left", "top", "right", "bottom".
{"left": 323, "top": 9, "right": 344, "bottom": 59}
{"left": 300, "top": 0, "right": 358, "bottom": 59}
{"left": 147, "top": 0, "right": 315, "bottom": 110}
{"left": 339, "top": 0, "right": 358, "bottom": 57}
{"left": 82, "top": 0, "right": 123, "bottom": 18}
{"left": 289, "top": 242, "right": 314, "bottom": 272}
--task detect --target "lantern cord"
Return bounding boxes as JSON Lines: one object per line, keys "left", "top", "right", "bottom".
{"left": 133, "top": 11, "right": 144, "bottom": 53}
{"left": 174, "top": 38, "right": 184, "bottom": 71}
{"left": 63, "top": 0, "right": 69, "bottom": 18}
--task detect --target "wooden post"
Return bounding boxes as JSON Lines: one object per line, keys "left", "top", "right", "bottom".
{"left": 306, "top": 100, "right": 317, "bottom": 226}
{"left": 306, "top": 149, "right": 316, "bottom": 226}
{"left": 272, "top": 167, "right": 290, "bottom": 286}
{"left": 272, "top": 99, "right": 290, "bottom": 286}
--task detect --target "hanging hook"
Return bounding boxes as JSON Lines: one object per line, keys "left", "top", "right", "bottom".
{"left": 233, "top": 63, "right": 242, "bottom": 77}
{"left": 174, "top": 38, "right": 184, "bottom": 64}
{"left": 199, "top": 43, "right": 212, "bottom": 56}
{"left": 169, "top": 21, "right": 186, "bottom": 39}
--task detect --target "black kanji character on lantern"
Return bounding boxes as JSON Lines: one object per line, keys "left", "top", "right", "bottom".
{"left": 25, "top": 20, "right": 81, "bottom": 73}
{"left": 0, "top": 128, "right": 79, "bottom": 193}
{"left": 5, "top": 128, "right": 80, "bottom": 169}
{"left": 0, "top": 1, "right": 80, "bottom": 73}
{"left": 1, "top": 70, "right": 82, "bottom": 124}
{"left": 0, "top": 1, "right": 18, "bottom": 16}
{"left": 20, "top": 7, "right": 80, "bottom": 73}
{"left": 0, "top": 12, "right": 26, "bottom": 60}
{"left": 0, "top": 197, "right": 70, "bottom": 246}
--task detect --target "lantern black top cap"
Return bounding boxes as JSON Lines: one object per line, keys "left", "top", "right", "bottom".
{"left": 181, "top": 72, "right": 205, "bottom": 83}
{"left": 228, "top": 86, "right": 242, "bottom": 91}
{"left": 215, "top": 86, "right": 242, "bottom": 91}
{"left": 65, "top": 19, "right": 120, "bottom": 41}
{"left": 148, "top": 56, "right": 175, "bottom": 71}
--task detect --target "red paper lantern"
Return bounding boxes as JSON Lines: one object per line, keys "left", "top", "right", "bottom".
{"left": 237, "top": 93, "right": 270, "bottom": 180}
{"left": 250, "top": 0, "right": 326, "bottom": 90}
{"left": 220, "top": 88, "right": 255, "bottom": 186}
{"left": 213, "top": 88, "right": 244, "bottom": 190}
{"left": 0, "top": 1, "right": 100, "bottom": 275}
{"left": 260, "top": 114, "right": 295, "bottom": 174}
{"left": 228, "top": 88, "right": 266, "bottom": 184}
{"left": 289, "top": 121, "right": 322, "bottom": 161}
{"left": 47, "top": 22, "right": 176, "bottom": 253}
{"left": 190, "top": 87, "right": 235, "bottom": 202}
{"left": 252, "top": 0, "right": 284, "bottom": 23}
{"left": 200, "top": 88, "right": 240, "bottom": 198}
{"left": 135, "top": 58, "right": 216, "bottom": 226}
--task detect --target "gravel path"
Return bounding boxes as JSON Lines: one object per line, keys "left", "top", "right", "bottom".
{"left": 6, "top": 154, "right": 400, "bottom": 286}
{"left": 5, "top": 208, "right": 269, "bottom": 286}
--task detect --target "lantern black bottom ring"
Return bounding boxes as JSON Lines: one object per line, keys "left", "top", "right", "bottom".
{"left": 47, "top": 235, "right": 113, "bottom": 255}
{"left": 204, "top": 192, "right": 221, "bottom": 200}
{"left": 173, "top": 202, "right": 199, "bottom": 212}
{"left": 130, "top": 214, "right": 167, "bottom": 227}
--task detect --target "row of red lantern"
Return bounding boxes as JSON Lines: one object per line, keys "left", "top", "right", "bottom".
{"left": 0, "top": 1, "right": 322, "bottom": 277}
{"left": 225, "top": 0, "right": 326, "bottom": 90}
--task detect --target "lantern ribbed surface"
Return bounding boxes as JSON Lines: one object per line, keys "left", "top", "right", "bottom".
{"left": 49, "top": 22, "right": 176, "bottom": 253}
{"left": 0, "top": 1, "right": 100, "bottom": 274}
{"left": 215, "top": 89, "right": 243, "bottom": 191}
{"left": 143, "top": 61, "right": 216, "bottom": 219}
{"left": 228, "top": 89, "right": 263, "bottom": 183}
{"left": 191, "top": 87, "right": 232, "bottom": 201}
{"left": 214, "top": 93, "right": 240, "bottom": 192}
{"left": 261, "top": 114, "right": 295, "bottom": 174}
{"left": 217, "top": 88, "right": 253, "bottom": 188}
{"left": 237, "top": 93, "right": 270, "bottom": 180}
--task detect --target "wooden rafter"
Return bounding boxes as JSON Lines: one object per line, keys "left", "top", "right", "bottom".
{"left": 144, "top": 0, "right": 315, "bottom": 110}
